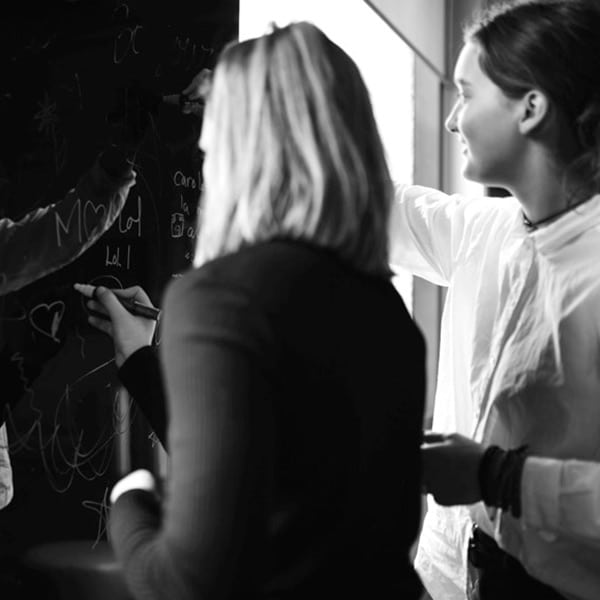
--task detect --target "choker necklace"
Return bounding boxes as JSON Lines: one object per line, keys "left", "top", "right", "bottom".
{"left": 522, "top": 199, "right": 589, "bottom": 231}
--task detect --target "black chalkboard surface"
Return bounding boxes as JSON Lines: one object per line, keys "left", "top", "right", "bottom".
{"left": 0, "top": 0, "right": 238, "bottom": 575}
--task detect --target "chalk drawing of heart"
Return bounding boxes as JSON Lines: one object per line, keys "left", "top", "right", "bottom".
{"left": 29, "top": 301, "right": 66, "bottom": 342}
{"left": 83, "top": 200, "right": 107, "bottom": 240}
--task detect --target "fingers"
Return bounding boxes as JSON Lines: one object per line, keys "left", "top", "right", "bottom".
{"left": 75, "top": 283, "right": 154, "bottom": 312}
{"left": 181, "top": 68, "right": 212, "bottom": 99}
{"left": 93, "top": 286, "right": 130, "bottom": 318}
{"left": 88, "top": 314, "right": 113, "bottom": 337}
{"left": 112, "top": 285, "right": 153, "bottom": 306}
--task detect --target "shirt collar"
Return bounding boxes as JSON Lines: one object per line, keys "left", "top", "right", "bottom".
{"left": 526, "top": 194, "right": 600, "bottom": 253}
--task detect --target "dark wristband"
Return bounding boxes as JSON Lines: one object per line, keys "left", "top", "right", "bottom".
{"left": 479, "top": 444, "right": 528, "bottom": 518}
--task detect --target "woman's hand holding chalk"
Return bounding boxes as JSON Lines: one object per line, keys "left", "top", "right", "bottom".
{"left": 74, "top": 283, "right": 158, "bottom": 367}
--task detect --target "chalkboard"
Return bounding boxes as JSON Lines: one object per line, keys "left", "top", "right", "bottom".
{"left": 0, "top": 0, "right": 238, "bottom": 578}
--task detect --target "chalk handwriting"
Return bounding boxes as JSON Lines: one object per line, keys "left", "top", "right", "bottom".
{"left": 29, "top": 301, "right": 65, "bottom": 343}
{"left": 113, "top": 24, "right": 143, "bottom": 65}
{"left": 118, "top": 194, "right": 142, "bottom": 237}
{"left": 83, "top": 199, "right": 107, "bottom": 240}
{"left": 104, "top": 244, "right": 131, "bottom": 269}
{"left": 55, "top": 197, "right": 82, "bottom": 247}
{"left": 173, "top": 170, "right": 198, "bottom": 190}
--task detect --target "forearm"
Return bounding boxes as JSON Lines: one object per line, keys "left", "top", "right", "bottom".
{"left": 0, "top": 157, "right": 134, "bottom": 295}
{"left": 118, "top": 346, "right": 167, "bottom": 447}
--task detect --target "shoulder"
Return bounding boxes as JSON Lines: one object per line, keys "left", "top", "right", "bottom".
{"left": 173, "top": 240, "right": 340, "bottom": 299}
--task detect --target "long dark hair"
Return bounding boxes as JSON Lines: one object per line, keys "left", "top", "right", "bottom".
{"left": 466, "top": 0, "right": 600, "bottom": 201}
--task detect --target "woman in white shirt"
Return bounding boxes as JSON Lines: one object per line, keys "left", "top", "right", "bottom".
{"left": 389, "top": 1, "right": 600, "bottom": 599}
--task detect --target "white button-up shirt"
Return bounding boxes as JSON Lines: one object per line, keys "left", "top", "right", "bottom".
{"left": 390, "top": 185, "right": 600, "bottom": 600}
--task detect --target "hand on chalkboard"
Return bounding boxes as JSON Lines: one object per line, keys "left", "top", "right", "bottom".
{"left": 75, "top": 284, "right": 156, "bottom": 368}
{"left": 180, "top": 68, "right": 212, "bottom": 115}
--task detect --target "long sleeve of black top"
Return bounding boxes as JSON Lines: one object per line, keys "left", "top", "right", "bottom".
{"left": 118, "top": 346, "right": 168, "bottom": 448}
{"left": 110, "top": 273, "right": 274, "bottom": 600}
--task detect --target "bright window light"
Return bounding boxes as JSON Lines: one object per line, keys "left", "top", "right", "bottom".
{"left": 240, "top": 0, "right": 415, "bottom": 311}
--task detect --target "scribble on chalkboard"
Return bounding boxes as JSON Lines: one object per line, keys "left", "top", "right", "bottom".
{"left": 29, "top": 301, "right": 66, "bottom": 343}
{"left": 82, "top": 486, "right": 110, "bottom": 548}
{"left": 113, "top": 1, "right": 130, "bottom": 21}
{"left": 33, "top": 91, "right": 68, "bottom": 174}
{"left": 8, "top": 363, "right": 122, "bottom": 495}
{"left": 75, "top": 325, "right": 86, "bottom": 359}
{"left": 113, "top": 24, "right": 143, "bottom": 65}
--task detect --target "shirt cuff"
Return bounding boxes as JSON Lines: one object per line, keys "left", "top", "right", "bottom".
{"left": 521, "top": 456, "right": 561, "bottom": 531}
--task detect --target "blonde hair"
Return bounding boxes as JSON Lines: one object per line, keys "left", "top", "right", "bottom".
{"left": 194, "top": 21, "right": 393, "bottom": 276}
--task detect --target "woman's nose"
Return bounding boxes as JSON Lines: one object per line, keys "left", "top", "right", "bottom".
{"left": 445, "top": 102, "right": 459, "bottom": 134}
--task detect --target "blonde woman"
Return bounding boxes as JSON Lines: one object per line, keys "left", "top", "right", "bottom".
{"left": 89, "top": 22, "right": 425, "bottom": 599}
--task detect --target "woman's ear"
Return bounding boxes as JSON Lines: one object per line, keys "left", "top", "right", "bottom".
{"left": 518, "top": 90, "right": 549, "bottom": 135}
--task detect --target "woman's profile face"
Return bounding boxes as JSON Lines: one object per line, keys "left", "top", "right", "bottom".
{"left": 445, "top": 42, "right": 525, "bottom": 188}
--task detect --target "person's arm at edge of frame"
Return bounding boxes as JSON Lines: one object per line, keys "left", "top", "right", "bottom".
{"left": 0, "top": 148, "right": 135, "bottom": 296}
{"left": 422, "top": 432, "right": 600, "bottom": 545}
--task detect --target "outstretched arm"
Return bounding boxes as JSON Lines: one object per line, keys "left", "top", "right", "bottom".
{"left": 0, "top": 153, "right": 135, "bottom": 296}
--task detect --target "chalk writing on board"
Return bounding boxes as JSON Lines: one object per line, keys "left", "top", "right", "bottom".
{"left": 29, "top": 301, "right": 66, "bottom": 343}
{"left": 82, "top": 486, "right": 111, "bottom": 548}
{"left": 113, "top": 24, "right": 143, "bottom": 65}
{"left": 117, "top": 194, "right": 142, "bottom": 237}
{"left": 34, "top": 91, "right": 68, "bottom": 174}
{"left": 105, "top": 244, "right": 132, "bottom": 269}
{"left": 0, "top": 0, "right": 238, "bottom": 551}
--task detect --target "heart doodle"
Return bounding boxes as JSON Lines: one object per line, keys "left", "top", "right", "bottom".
{"left": 29, "top": 301, "right": 66, "bottom": 343}
{"left": 83, "top": 200, "right": 107, "bottom": 240}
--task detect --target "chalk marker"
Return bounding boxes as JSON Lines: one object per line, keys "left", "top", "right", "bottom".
{"left": 74, "top": 283, "right": 161, "bottom": 322}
